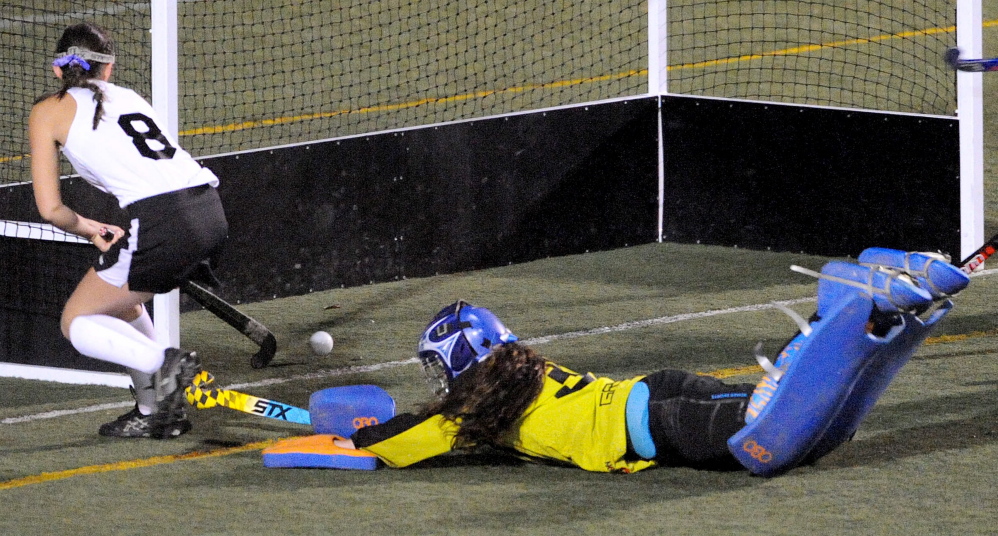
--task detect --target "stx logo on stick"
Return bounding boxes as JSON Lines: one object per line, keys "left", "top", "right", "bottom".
{"left": 252, "top": 400, "right": 294, "bottom": 420}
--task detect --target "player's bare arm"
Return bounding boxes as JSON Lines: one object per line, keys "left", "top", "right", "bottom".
{"left": 28, "top": 93, "right": 123, "bottom": 250}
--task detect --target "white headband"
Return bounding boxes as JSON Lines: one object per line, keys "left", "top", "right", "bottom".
{"left": 52, "top": 46, "right": 115, "bottom": 70}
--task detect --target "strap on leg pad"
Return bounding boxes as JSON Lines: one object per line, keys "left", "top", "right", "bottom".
{"left": 728, "top": 293, "right": 880, "bottom": 476}
{"left": 803, "top": 300, "right": 953, "bottom": 464}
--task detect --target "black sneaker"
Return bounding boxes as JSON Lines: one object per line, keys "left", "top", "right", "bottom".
{"left": 154, "top": 406, "right": 194, "bottom": 439}
{"left": 99, "top": 406, "right": 193, "bottom": 438}
{"left": 99, "top": 406, "right": 153, "bottom": 438}
{"left": 151, "top": 349, "right": 201, "bottom": 439}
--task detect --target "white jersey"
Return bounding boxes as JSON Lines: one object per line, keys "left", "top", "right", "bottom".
{"left": 61, "top": 81, "right": 218, "bottom": 207}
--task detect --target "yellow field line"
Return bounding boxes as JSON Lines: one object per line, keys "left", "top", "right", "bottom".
{"left": 3, "top": 19, "right": 993, "bottom": 166}
{"left": 697, "top": 322, "right": 998, "bottom": 379}
{"left": 177, "top": 70, "right": 644, "bottom": 137}
{"left": 170, "top": 20, "right": 994, "bottom": 137}
{"left": 671, "top": 19, "right": 998, "bottom": 71}
{"left": 925, "top": 328, "right": 998, "bottom": 344}
{"left": 703, "top": 326, "right": 998, "bottom": 379}
{"left": 0, "top": 438, "right": 281, "bottom": 491}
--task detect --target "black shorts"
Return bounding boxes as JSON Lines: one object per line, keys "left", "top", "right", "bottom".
{"left": 642, "top": 369, "right": 756, "bottom": 470}
{"left": 95, "top": 185, "right": 228, "bottom": 294}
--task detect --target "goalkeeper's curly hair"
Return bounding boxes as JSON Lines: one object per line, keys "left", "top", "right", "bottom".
{"left": 421, "top": 342, "right": 546, "bottom": 449}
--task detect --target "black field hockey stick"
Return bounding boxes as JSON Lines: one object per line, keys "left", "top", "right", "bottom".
{"left": 180, "top": 280, "right": 277, "bottom": 369}
{"left": 97, "top": 229, "right": 277, "bottom": 367}
{"left": 957, "top": 233, "right": 998, "bottom": 274}
{"left": 944, "top": 47, "right": 998, "bottom": 72}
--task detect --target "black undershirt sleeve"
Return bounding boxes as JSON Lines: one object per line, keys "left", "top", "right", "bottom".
{"left": 351, "top": 413, "right": 430, "bottom": 448}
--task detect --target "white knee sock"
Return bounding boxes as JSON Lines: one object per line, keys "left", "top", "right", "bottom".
{"left": 127, "top": 306, "right": 159, "bottom": 415}
{"left": 68, "top": 314, "right": 167, "bottom": 375}
{"left": 128, "top": 304, "right": 162, "bottom": 343}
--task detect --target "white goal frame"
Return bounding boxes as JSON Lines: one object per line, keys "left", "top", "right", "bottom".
{"left": 647, "top": 0, "right": 985, "bottom": 260}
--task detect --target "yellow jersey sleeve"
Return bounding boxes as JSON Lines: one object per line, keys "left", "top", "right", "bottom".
{"left": 355, "top": 413, "right": 461, "bottom": 468}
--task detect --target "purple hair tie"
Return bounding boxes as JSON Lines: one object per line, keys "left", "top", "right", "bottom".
{"left": 52, "top": 54, "right": 91, "bottom": 71}
{"left": 51, "top": 46, "right": 115, "bottom": 71}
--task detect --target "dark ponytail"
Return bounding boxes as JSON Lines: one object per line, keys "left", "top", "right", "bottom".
{"left": 46, "top": 22, "right": 116, "bottom": 130}
{"left": 422, "top": 342, "right": 547, "bottom": 448}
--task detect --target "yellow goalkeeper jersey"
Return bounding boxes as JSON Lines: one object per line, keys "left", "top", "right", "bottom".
{"left": 354, "top": 362, "right": 658, "bottom": 473}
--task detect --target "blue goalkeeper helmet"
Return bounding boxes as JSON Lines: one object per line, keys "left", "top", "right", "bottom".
{"left": 417, "top": 300, "right": 518, "bottom": 397}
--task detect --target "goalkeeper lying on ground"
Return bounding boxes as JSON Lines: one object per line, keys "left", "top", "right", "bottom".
{"left": 334, "top": 248, "right": 969, "bottom": 475}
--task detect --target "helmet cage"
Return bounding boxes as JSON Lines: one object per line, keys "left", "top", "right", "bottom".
{"left": 417, "top": 300, "right": 517, "bottom": 397}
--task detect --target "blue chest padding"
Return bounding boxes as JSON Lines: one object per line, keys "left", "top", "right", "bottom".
{"left": 803, "top": 300, "right": 952, "bottom": 463}
{"left": 728, "top": 293, "right": 879, "bottom": 476}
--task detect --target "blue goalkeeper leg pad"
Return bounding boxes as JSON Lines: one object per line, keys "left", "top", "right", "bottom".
{"left": 857, "top": 248, "right": 969, "bottom": 299}
{"left": 803, "top": 300, "right": 953, "bottom": 464}
{"left": 309, "top": 385, "right": 396, "bottom": 437}
{"left": 812, "top": 261, "right": 932, "bottom": 316}
{"left": 746, "top": 260, "right": 927, "bottom": 410}
{"left": 729, "top": 292, "right": 881, "bottom": 476}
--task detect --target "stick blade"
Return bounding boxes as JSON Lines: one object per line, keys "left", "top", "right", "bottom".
{"left": 251, "top": 332, "right": 278, "bottom": 368}
{"left": 944, "top": 47, "right": 961, "bottom": 70}
{"left": 181, "top": 280, "right": 278, "bottom": 369}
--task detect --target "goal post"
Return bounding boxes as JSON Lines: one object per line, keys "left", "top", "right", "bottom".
{"left": 957, "top": 0, "right": 985, "bottom": 259}
{"left": 646, "top": 0, "right": 983, "bottom": 258}
{"left": 151, "top": 0, "right": 181, "bottom": 348}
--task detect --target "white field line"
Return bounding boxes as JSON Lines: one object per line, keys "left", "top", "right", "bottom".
{"left": 6, "top": 266, "right": 996, "bottom": 426}
{"left": 521, "top": 297, "right": 816, "bottom": 345}
{"left": 2, "top": 297, "right": 815, "bottom": 425}
{"left": 1, "top": 359, "right": 419, "bottom": 425}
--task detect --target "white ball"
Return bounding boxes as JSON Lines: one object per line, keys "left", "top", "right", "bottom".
{"left": 309, "top": 331, "right": 334, "bottom": 355}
